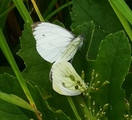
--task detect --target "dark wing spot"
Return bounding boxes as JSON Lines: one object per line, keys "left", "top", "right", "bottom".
{"left": 77, "top": 81, "right": 81, "bottom": 84}
{"left": 62, "top": 82, "right": 65, "bottom": 87}
{"left": 75, "top": 85, "right": 79, "bottom": 90}
{"left": 69, "top": 75, "right": 75, "bottom": 81}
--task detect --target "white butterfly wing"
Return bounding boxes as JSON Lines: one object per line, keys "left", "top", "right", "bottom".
{"left": 32, "top": 22, "right": 75, "bottom": 63}
{"left": 32, "top": 22, "right": 84, "bottom": 63}
{"left": 50, "top": 62, "right": 87, "bottom": 96}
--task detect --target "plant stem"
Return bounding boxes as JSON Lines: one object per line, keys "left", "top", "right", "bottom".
{"left": 67, "top": 97, "right": 82, "bottom": 120}
{"left": 45, "top": 1, "right": 72, "bottom": 20}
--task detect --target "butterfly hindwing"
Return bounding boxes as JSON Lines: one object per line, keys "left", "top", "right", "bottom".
{"left": 50, "top": 62, "right": 87, "bottom": 96}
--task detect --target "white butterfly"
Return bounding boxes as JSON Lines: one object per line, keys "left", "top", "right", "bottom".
{"left": 32, "top": 22, "right": 84, "bottom": 63}
{"left": 50, "top": 62, "right": 88, "bottom": 96}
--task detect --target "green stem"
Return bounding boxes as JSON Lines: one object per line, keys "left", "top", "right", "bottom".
{"left": 67, "top": 97, "right": 82, "bottom": 120}
{"left": 31, "top": 0, "right": 44, "bottom": 21}
{"left": 75, "top": 96, "right": 96, "bottom": 120}
{"left": 43, "top": 0, "right": 58, "bottom": 17}
{"left": 45, "top": 1, "right": 72, "bottom": 20}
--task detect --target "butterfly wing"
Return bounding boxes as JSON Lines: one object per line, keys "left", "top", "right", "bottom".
{"left": 56, "top": 35, "right": 84, "bottom": 62}
{"left": 32, "top": 22, "right": 75, "bottom": 63}
{"left": 50, "top": 62, "right": 87, "bottom": 96}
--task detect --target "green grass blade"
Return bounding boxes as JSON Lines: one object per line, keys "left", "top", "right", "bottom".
{"left": 45, "top": 1, "right": 72, "bottom": 20}
{"left": 12, "top": 0, "right": 33, "bottom": 24}
{"left": 31, "top": 0, "right": 44, "bottom": 21}
{"left": 67, "top": 97, "right": 82, "bottom": 120}
{"left": 108, "top": 0, "right": 132, "bottom": 41}
{"left": 110, "top": 0, "right": 132, "bottom": 25}
{"left": 0, "top": 29, "right": 36, "bottom": 109}
{"left": 43, "top": 0, "right": 57, "bottom": 17}
{"left": 0, "top": 92, "right": 40, "bottom": 113}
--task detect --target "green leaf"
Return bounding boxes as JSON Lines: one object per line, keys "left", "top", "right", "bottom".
{"left": 129, "top": 95, "right": 132, "bottom": 116}
{"left": 71, "top": 0, "right": 124, "bottom": 59}
{"left": 95, "top": 31, "right": 131, "bottom": 119}
{"left": 0, "top": 73, "right": 33, "bottom": 119}
{"left": 0, "top": 73, "right": 71, "bottom": 120}
{"left": 0, "top": 66, "right": 14, "bottom": 75}
{"left": 71, "top": 0, "right": 123, "bottom": 32}
{"left": 27, "top": 83, "right": 71, "bottom": 120}
{"left": 123, "top": 73, "right": 132, "bottom": 99}
{"left": 0, "top": 92, "right": 39, "bottom": 113}
{"left": 0, "top": 100, "right": 29, "bottom": 120}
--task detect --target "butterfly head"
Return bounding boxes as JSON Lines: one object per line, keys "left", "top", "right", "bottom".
{"left": 74, "top": 34, "right": 84, "bottom": 48}
{"left": 32, "top": 22, "right": 41, "bottom": 31}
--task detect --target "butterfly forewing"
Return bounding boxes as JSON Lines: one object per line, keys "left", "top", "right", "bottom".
{"left": 33, "top": 22, "right": 74, "bottom": 38}
{"left": 32, "top": 22, "right": 83, "bottom": 63}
